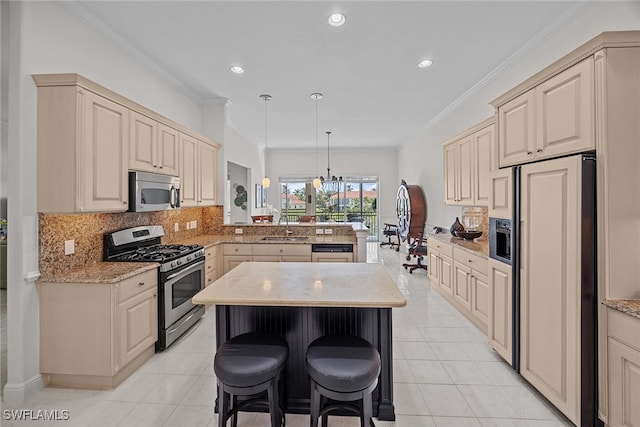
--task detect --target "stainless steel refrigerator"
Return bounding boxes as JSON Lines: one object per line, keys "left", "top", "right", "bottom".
{"left": 513, "top": 153, "right": 599, "bottom": 427}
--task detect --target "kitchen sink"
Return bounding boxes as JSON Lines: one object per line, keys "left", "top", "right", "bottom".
{"left": 261, "top": 236, "right": 309, "bottom": 242}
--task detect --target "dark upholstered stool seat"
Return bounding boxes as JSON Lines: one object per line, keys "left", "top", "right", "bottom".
{"left": 306, "top": 335, "right": 381, "bottom": 427}
{"left": 214, "top": 332, "right": 288, "bottom": 427}
{"left": 215, "top": 332, "right": 288, "bottom": 387}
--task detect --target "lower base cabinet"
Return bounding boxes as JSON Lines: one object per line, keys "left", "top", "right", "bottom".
{"left": 607, "top": 308, "right": 640, "bottom": 427}
{"left": 429, "top": 240, "right": 488, "bottom": 333}
{"left": 38, "top": 269, "right": 158, "bottom": 388}
{"left": 487, "top": 258, "right": 512, "bottom": 364}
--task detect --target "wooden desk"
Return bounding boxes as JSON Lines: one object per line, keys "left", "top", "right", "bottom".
{"left": 192, "top": 262, "right": 406, "bottom": 420}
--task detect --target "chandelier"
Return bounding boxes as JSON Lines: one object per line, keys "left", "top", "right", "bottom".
{"left": 320, "top": 131, "right": 343, "bottom": 192}
{"left": 260, "top": 94, "right": 272, "bottom": 188}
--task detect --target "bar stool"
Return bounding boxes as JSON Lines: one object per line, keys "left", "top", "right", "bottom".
{"left": 214, "top": 332, "right": 288, "bottom": 427}
{"left": 305, "top": 334, "right": 381, "bottom": 427}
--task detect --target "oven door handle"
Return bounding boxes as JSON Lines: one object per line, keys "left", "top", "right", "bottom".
{"left": 166, "top": 260, "right": 205, "bottom": 282}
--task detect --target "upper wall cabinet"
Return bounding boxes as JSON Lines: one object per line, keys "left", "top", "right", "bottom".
{"left": 129, "top": 112, "right": 180, "bottom": 177}
{"left": 496, "top": 57, "right": 595, "bottom": 168}
{"left": 33, "top": 74, "right": 220, "bottom": 213}
{"left": 443, "top": 118, "right": 494, "bottom": 207}
{"left": 35, "top": 81, "right": 129, "bottom": 213}
{"left": 179, "top": 133, "right": 219, "bottom": 207}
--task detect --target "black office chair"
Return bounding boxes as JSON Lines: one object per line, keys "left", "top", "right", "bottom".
{"left": 402, "top": 234, "right": 428, "bottom": 273}
{"left": 380, "top": 223, "right": 400, "bottom": 251}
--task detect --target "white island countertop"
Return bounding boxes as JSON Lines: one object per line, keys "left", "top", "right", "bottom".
{"left": 192, "top": 262, "right": 407, "bottom": 308}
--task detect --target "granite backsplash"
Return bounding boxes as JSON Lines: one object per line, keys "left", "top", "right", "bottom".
{"left": 39, "top": 206, "right": 224, "bottom": 277}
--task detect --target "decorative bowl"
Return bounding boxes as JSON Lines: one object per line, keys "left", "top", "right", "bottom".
{"left": 455, "top": 230, "right": 483, "bottom": 240}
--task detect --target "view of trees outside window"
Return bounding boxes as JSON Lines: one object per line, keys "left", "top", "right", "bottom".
{"left": 279, "top": 178, "right": 379, "bottom": 240}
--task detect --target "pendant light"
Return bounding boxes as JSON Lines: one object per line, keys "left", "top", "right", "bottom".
{"left": 311, "top": 93, "right": 323, "bottom": 190}
{"left": 260, "top": 94, "right": 272, "bottom": 188}
{"left": 322, "top": 131, "right": 343, "bottom": 192}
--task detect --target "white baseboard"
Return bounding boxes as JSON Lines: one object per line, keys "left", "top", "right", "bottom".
{"left": 3, "top": 374, "right": 43, "bottom": 404}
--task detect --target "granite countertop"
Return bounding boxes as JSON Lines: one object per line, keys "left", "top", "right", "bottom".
{"left": 38, "top": 262, "right": 159, "bottom": 284}
{"left": 428, "top": 233, "right": 489, "bottom": 258}
{"left": 604, "top": 299, "right": 640, "bottom": 320}
{"left": 192, "top": 262, "right": 407, "bottom": 308}
{"left": 180, "top": 234, "right": 356, "bottom": 248}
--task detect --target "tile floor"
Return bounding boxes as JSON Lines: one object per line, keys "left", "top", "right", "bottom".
{"left": 0, "top": 243, "right": 572, "bottom": 426}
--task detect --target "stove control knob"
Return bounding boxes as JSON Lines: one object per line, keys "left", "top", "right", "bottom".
{"left": 171, "top": 262, "right": 176, "bottom": 269}
{"left": 177, "top": 260, "right": 182, "bottom": 265}
{"left": 187, "top": 255, "right": 192, "bottom": 262}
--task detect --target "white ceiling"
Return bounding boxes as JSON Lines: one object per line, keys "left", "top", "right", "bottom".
{"left": 64, "top": 1, "right": 588, "bottom": 149}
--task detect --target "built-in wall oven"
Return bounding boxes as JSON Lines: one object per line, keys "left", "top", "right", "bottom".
{"left": 104, "top": 225, "right": 205, "bottom": 351}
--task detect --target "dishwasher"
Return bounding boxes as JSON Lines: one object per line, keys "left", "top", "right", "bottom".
{"left": 311, "top": 243, "right": 354, "bottom": 262}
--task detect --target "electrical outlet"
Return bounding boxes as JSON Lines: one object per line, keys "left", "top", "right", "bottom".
{"left": 324, "top": 228, "right": 333, "bottom": 235}
{"left": 174, "top": 223, "right": 179, "bottom": 232}
{"left": 186, "top": 222, "right": 191, "bottom": 230}
{"left": 191, "top": 220, "right": 197, "bottom": 229}
{"left": 235, "top": 228, "right": 244, "bottom": 234}
{"left": 64, "top": 239, "right": 75, "bottom": 255}
{"left": 315, "top": 228, "right": 324, "bottom": 235}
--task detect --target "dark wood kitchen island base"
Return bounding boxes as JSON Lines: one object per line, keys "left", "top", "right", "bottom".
{"left": 215, "top": 304, "right": 396, "bottom": 420}
{"left": 192, "top": 262, "right": 407, "bottom": 421}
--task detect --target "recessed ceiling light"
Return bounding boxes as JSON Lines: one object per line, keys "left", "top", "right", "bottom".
{"left": 230, "top": 65, "right": 245, "bottom": 74}
{"left": 328, "top": 13, "right": 346, "bottom": 27}
{"left": 418, "top": 59, "right": 433, "bottom": 69}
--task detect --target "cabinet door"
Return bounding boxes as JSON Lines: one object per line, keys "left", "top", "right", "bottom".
{"left": 158, "top": 124, "right": 180, "bottom": 176}
{"left": 471, "top": 270, "right": 489, "bottom": 330}
{"left": 489, "top": 168, "right": 513, "bottom": 219}
{"left": 428, "top": 250, "right": 440, "bottom": 285}
{"left": 608, "top": 337, "right": 640, "bottom": 427}
{"left": 311, "top": 253, "right": 353, "bottom": 263}
{"left": 129, "top": 111, "right": 158, "bottom": 173}
{"left": 520, "top": 155, "right": 580, "bottom": 425}
{"left": 453, "top": 261, "right": 472, "bottom": 310}
{"left": 443, "top": 142, "right": 458, "bottom": 204}
{"left": 80, "top": 91, "right": 129, "bottom": 212}
{"left": 535, "top": 57, "right": 594, "bottom": 160}
{"left": 474, "top": 125, "right": 493, "bottom": 206}
{"left": 223, "top": 255, "right": 252, "bottom": 274}
{"left": 180, "top": 133, "right": 198, "bottom": 207}
{"left": 457, "top": 136, "right": 474, "bottom": 206}
{"left": 488, "top": 258, "right": 512, "bottom": 364}
{"left": 439, "top": 255, "right": 454, "bottom": 297}
{"left": 118, "top": 288, "right": 157, "bottom": 368}
{"left": 498, "top": 90, "right": 535, "bottom": 168}
{"left": 198, "top": 141, "right": 217, "bottom": 206}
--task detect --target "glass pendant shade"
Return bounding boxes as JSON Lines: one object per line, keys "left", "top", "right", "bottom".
{"left": 313, "top": 177, "right": 322, "bottom": 189}
{"left": 262, "top": 176, "right": 271, "bottom": 188}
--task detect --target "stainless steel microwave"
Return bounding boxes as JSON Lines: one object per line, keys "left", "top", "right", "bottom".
{"left": 128, "top": 171, "right": 180, "bottom": 212}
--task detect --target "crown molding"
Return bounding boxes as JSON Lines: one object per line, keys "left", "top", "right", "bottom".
{"left": 55, "top": 1, "right": 204, "bottom": 105}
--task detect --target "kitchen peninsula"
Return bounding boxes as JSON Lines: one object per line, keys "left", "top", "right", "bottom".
{"left": 192, "top": 261, "right": 407, "bottom": 420}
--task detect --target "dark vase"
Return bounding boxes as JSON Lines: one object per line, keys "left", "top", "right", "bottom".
{"left": 450, "top": 217, "right": 465, "bottom": 236}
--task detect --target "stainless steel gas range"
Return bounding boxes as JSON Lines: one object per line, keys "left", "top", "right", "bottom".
{"left": 104, "top": 225, "right": 205, "bottom": 351}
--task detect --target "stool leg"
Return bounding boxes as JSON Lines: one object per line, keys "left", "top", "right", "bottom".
{"left": 230, "top": 394, "right": 237, "bottom": 427}
{"left": 310, "top": 382, "right": 320, "bottom": 427}
{"left": 218, "top": 385, "right": 229, "bottom": 427}
{"left": 362, "top": 390, "right": 373, "bottom": 427}
{"left": 268, "top": 377, "right": 280, "bottom": 427}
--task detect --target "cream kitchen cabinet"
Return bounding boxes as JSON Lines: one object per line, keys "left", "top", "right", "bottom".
{"left": 496, "top": 57, "right": 595, "bottom": 168}
{"left": 34, "top": 78, "right": 129, "bottom": 213}
{"left": 488, "top": 168, "right": 513, "bottom": 220}
{"left": 129, "top": 111, "right": 180, "bottom": 176}
{"left": 205, "top": 245, "right": 220, "bottom": 287}
{"left": 222, "top": 244, "right": 253, "bottom": 274}
{"left": 253, "top": 244, "right": 311, "bottom": 262}
{"left": 607, "top": 308, "right": 640, "bottom": 427}
{"left": 38, "top": 268, "right": 157, "bottom": 388}
{"left": 180, "top": 133, "right": 219, "bottom": 207}
{"left": 311, "top": 252, "right": 353, "bottom": 263}
{"left": 452, "top": 247, "right": 488, "bottom": 332}
{"left": 443, "top": 118, "right": 494, "bottom": 206}
{"left": 487, "top": 258, "right": 512, "bottom": 364}
{"left": 427, "top": 239, "right": 454, "bottom": 297}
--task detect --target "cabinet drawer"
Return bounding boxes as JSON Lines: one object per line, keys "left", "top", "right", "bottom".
{"left": 453, "top": 247, "right": 488, "bottom": 275}
{"left": 118, "top": 269, "right": 157, "bottom": 303}
{"left": 205, "top": 245, "right": 218, "bottom": 260}
{"left": 223, "top": 244, "right": 252, "bottom": 256}
{"left": 429, "top": 240, "right": 453, "bottom": 258}
{"left": 253, "top": 244, "right": 311, "bottom": 257}
{"left": 608, "top": 308, "right": 640, "bottom": 351}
